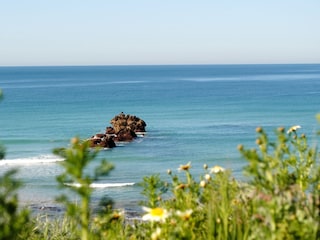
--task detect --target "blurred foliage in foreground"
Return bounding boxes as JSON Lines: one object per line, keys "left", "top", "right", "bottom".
{"left": 1, "top": 106, "right": 320, "bottom": 239}
{"left": 0, "top": 89, "right": 5, "bottom": 159}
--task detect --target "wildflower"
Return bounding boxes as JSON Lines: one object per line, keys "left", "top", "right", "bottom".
{"left": 277, "top": 127, "right": 285, "bottom": 133}
{"left": 287, "top": 125, "right": 301, "bottom": 134}
{"left": 237, "top": 144, "right": 244, "bottom": 151}
{"left": 142, "top": 207, "right": 169, "bottom": 222}
{"left": 108, "top": 211, "right": 124, "bottom": 223}
{"left": 203, "top": 163, "right": 208, "bottom": 170}
{"left": 170, "top": 218, "right": 177, "bottom": 226}
{"left": 205, "top": 174, "right": 211, "bottom": 181}
{"left": 167, "top": 169, "right": 172, "bottom": 175}
{"left": 231, "top": 199, "right": 240, "bottom": 206}
{"left": 256, "top": 138, "right": 262, "bottom": 145}
{"left": 111, "top": 210, "right": 123, "bottom": 220}
{"left": 178, "top": 162, "right": 191, "bottom": 171}
{"left": 210, "top": 165, "right": 225, "bottom": 174}
{"left": 200, "top": 180, "right": 206, "bottom": 188}
{"left": 176, "top": 209, "right": 193, "bottom": 221}
{"left": 176, "top": 183, "right": 188, "bottom": 190}
{"left": 71, "top": 137, "right": 79, "bottom": 145}
{"left": 256, "top": 126, "right": 263, "bottom": 133}
{"left": 151, "top": 227, "right": 162, "bottom": 240}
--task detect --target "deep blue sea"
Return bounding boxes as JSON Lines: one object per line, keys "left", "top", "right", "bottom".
{"left": 0, "top": 64, "right": 320, "bottom": 212}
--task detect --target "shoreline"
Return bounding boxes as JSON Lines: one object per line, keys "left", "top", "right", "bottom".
{"left": 23, "top": 201, "right": 143, "bottom": 223}
{"left": 20, "top": 195, "right": 143, "bottom": 218}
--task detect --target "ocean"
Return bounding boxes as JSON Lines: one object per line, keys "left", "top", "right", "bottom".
{"left": 0, "top": 64, "right": 320, "bottom": 213}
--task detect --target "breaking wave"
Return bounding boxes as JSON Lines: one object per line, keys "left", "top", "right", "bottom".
{"left": 0, "top": 154, "right": 64, "bottom": 166}
{"left": 64, "top": 182, "right": 135, "bottom": 188}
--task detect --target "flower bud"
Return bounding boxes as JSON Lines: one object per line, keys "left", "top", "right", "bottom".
{"left": 176, "top": 184, "right": 187, "bottom": 190}
{"left": 178, "top": 162, "right": 191, "bottom": 171}
{"left": 256, "top": 138, "right": 262, "bottom": 145}
{"left": 200, "top": 180, "right": 206, "bottom": 188}
{"left": 237, "top": 144, "right": 244, "bottom": 151}
{"left": 205, "top": 174, "right": 211, "bottom": 181}
{"left": 256, "top": 127, "right": 263, "bottom": 133}
{"left": 71, "top": 137, "right": 79, "bottom": 145}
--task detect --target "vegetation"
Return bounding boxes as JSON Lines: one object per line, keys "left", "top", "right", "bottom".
{"left": 0, "top": 89, "right": 5, "bottom": 159}
{"left": 1, "top": 88, "right": 320, "bottom": 239}
{"left": 0, "top": 169, "right": 31, "bottom": 240}
{"left": 0, "top": 89, "right": 31, "bottom": 240}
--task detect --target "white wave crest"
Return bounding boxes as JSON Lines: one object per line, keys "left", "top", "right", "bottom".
{"left": 0, "top": 155, "right": 64, "bottom": 166}
{"left": 64, "top": 182, "right": 135, "bottom": 188}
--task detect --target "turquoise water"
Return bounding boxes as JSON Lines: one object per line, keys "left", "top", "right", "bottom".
{"left": 0, "top": 64, "right": 320, "bottom": 211}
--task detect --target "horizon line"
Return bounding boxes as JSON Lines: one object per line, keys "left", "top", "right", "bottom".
{"left": 0, "top": 62, "right": 319, "bottom": 68}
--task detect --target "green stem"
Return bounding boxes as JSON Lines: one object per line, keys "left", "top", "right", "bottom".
{"left": 81, "top": 193, "right": 89, "bottom": 240}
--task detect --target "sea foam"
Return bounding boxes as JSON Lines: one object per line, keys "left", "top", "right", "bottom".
{"left": 0, "top": 155, "right": 64, "bottom": 166}
{"left": 64, "top": 182, "right": 135, "bottom": 188}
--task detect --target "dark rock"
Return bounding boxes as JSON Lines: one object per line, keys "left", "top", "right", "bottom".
{"left": 89, "top": 112, "right": 147, "bottom": 147}
{"left": 114, "top": 129, "right": 136, "bottom": 142}
{"left": 88, "top": 134, "right": 116, "bottom": 148}
{"left": 106, "top": 126, "right": 115, "bottom": 134}
{"left": 110, "top": 112, "right": 147, "bottom": 138}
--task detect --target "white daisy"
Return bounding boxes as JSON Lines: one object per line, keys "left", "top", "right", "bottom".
{"left": 178, "top": 162, "right": 191, "bottom": 171}
{"left": 142, "top": 207, "right": 169, "bottom": 222}
{"left": 210, "top": 165, "right": 225, "bottom": 174}
{"left": 176, "top": 209, "right": 193, "bottom": 220}
{"left": 205, "top": 174, "right": 211, "bottom": 181}
{"left": 200, "top": 180, "right": 206, "bottom": 188}
{"left": 287, "top": 125, "right": 301, "bottom": 134}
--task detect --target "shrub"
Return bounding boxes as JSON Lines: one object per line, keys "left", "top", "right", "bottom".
{"left": 134, "top": 124, "right": 320, "bottom": 239}
{"left": 0, "top": 89, "right": 31, "bottom": 240}
{"left": 0, "top": 89, "right": 5, "bottom": 160}
{"left": 0, "top": 169, "right": 31, "bottom": 240}
{"left": 239, "top": 126, "right": 320, "bottom": 239}
{"left": 53, "top": 137, "right": 115, "bottom": 240}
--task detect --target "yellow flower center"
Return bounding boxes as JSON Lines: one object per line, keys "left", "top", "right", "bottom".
{"left": 150, "top": 208, "right": 164, "bottom": 217}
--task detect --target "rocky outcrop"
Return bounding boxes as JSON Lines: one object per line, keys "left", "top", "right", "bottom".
{"left": 88, "top": 112, "right": 147, "bottom": 148}
{"left": 88, "top": 134, "right": 116, "bottom": 148}
{"left": 109, "top": 112, "right": 146, "bottom": 142}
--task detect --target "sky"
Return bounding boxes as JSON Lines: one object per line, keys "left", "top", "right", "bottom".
{"left": 1, "top": 1, "right": 320, "bottom": 66}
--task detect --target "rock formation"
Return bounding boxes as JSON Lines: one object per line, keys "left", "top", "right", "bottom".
{"left": 109, "top": 112, "right": 146, "bottom": 141}
{"left": 88, "top": 134, "right": 116, "bottom": 148}
{"left": 88, "top": 112, "right": 147, "bottom": 148}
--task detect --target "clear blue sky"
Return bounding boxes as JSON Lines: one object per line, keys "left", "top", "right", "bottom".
{"left": 1, "top": 1, "right": 320, "bottom": 66}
